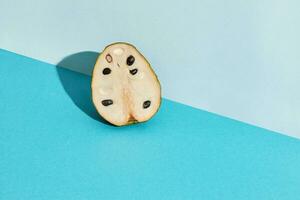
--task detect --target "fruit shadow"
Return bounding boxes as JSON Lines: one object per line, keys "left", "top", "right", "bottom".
{"left": 56, "top": 51, "right": 112, "bottom": 126}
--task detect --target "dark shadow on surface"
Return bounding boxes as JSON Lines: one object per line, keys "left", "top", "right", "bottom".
{"left": 56, "top": 51, "right": 111, "bottom": 125}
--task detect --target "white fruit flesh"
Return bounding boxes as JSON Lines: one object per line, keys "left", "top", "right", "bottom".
{"left": 91, "top": 43, "right": 161, "bottom": 126}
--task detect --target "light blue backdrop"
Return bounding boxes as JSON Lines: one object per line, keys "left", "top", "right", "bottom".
{"left": 0, "top": 0, "right": 299, "bottom": 136}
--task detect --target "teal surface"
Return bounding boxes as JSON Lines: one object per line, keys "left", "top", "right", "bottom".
{"left": 1, "top": 49, "right": 300, "bottom": 199}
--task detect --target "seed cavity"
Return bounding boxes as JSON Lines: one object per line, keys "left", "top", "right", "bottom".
{"left": 102, "top": 99, "right": 113, "bottom": 106}
{"left": 130, "top": 68, "right": 138, "bottom": 75}
{"left": 102, "top": 68, "right": 111, "bottom": 75}
{"left": 127, "top": 55, "right": 135, "bottom": 66}
{"left": 113, "top": 48, "right": 124, "bottom": 55}
{"left": 105, "top": 54, "right": 112, "bottom": 63}
{"left": 99, "top": 87, "right": 113, "bottom": 95}
{"left": 143, "top": 100, "right": 151, "bottom": 109}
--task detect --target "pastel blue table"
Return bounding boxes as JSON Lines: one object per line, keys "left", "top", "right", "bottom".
{"left": 1, "top": 49, "right": 300, "bottom": 200}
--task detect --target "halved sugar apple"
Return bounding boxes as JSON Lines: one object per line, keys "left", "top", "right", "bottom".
{"left": 91, "top": 42, "right": 161, "bottom": 126}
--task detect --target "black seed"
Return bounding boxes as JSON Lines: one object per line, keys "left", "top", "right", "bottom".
{"left": 102, "top": 68, "right": 111, "bottom": 75}
{"left": 143, "top": 100, "right": 151, "bottom": 109}
{"left": 126, "top": 55, "right": 135, "bottom": 66}
{"left": 102, "top": 99, "right": 113, "bottom": 106}
{"left": 129, "top": 68, "right": 138, "bottom": 75}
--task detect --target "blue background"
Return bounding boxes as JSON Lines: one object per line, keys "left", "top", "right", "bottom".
{"left": 1, "top": 49, "right": 300, "bottom": 199}
{"left": 1, "top": 0, "right": 299, "bottom": 136}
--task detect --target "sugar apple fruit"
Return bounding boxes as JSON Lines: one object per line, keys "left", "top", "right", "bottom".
{"left": 91, "top": 42, "right": 161, "bottom": 126}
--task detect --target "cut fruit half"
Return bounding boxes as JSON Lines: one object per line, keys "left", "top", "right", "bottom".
{"left": 91, "top": 42, "right": 161, "bottom": 126}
